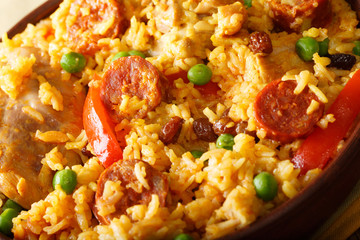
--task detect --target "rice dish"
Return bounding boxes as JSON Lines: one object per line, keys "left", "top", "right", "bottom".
{"left": 0, "top": 0, "right": 359, "bottom": 239}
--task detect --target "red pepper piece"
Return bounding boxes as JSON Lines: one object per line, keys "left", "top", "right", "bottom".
{"left": 83, "top": 76, "right": 123, "bottom": 168}
{"left": 292, "top": 70, "right": 360, "bottom": 174}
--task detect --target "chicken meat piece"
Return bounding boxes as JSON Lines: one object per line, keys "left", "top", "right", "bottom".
{"left": 0, "top": 47, "right": 85, "bottom": 209}
{"left": 216, "top": 2, "right": 248, "bottom": 36}
{"left": 154, "top": 0, "right": 182, "bottom": 34}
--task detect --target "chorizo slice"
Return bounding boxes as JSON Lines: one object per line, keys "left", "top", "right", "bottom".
{"left": 95, "top": 159, "right": 168, "bottom": 224}
{"left": 63, "top": 0, "right": 124, "bottom": 55}
{"left": 266, "top": 0, "right": 332, "bottom": 33}
{"left": 100, "top": 56, "right": 162, "bottom": 122}
{"left": 254, "top": 80, "right": 324, "bottom": 143}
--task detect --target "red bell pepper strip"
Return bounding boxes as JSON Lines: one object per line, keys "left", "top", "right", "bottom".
{"left": 195, "top": 81, "right": 220, "bottom": 96}
{"left": 166, "top": 70, "right": 220, "bottom": 96}
{"left": 166, "top": 70, "right": 188, "bottom": 85}
{"left": 83, "top": 77, "right": 123, "bottom": 168}
{"left": 292, "top": 69, "right": 360, "bottom": 174}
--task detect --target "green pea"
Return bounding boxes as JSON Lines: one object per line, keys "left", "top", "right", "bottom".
{"left": 187, "top": 64, "right": 212, "bottom": 86}
{"left": 174, "top": 233, "right": 194, "bottom": 240}
{"left": 244, "top": 0, "right": 252, "bottom": 8}
{"left": 2, "top": 199, "right": 22, "bottom": 213}
{"left": 253, "top": 172, "right": 278, "bottom": 201}
{"left": 295, "top": 37, "right": 319, "bottom": 61}
{"left": 52, "top": 169, "right": 77, "bottom": 194}
{"left": 190, "top": 150, "right": 204, "bottom": 158}
{"left": 216, "top": 134, "right": 235, "bottom": 151}
{"left": 353, "top": 41, "right": 360, "bottom": 56}
{"left": 112, "top": 51, "right": 130, "bottom": 62}
{"left": 0, "top": 208, "right": 18, "bottom": 236}
{"left": 60, "top": 52, "right": 86, "bottom": 73}
{"left": 318, "top": 38, "right": 329, "bottom": 57}
{"left": 128, "top": 50, "right": 146, "bottom": 59}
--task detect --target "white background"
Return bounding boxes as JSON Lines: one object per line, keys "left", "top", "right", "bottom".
{"left": 0, "top": 0, "right": 47, "bottom": 36}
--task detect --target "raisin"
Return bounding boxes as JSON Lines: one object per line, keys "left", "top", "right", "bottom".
{"left": 248, "top": 31, "right": 273, "bottom": 54}
{"left": 213, "top": 117, "right": 237, "bottom": 136}
{"left": 214, "top": 108, "right": 256, "bottom": 137}
{"left": 159, "top": 116, "right": 184, "bottom": 145}
{"left": 327, "top": 54, "right": 356, "bottom": 70}
{"left": 193, "top": 118, "right": 218, "bottom": 142}
{"left": 235, "top": 121, "right": 257, "bottom": 137}
{"left": 81, "top": 147, "right": 94, "bottom": 158}
{"left": 235, "top": 121, "right": 248, "bottom": 135}
{"left": 214, "top": 109, "right": 256, "bottom": 137}
{"left": 221, "top": 108, "right": 231, "bottom": 117}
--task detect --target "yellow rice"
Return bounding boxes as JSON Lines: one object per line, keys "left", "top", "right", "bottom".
{"left": 0, "top": 0, "right": 358, "bottom": 239}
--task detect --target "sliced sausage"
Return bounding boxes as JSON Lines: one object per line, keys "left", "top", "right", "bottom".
{"left": 64, "top": 0, "right": 124, "bottom": 55}
{"left": 193, "top": 118, "right": 218, "bottom": 142}
{"left": 159, "top": 116, "right": 184, "bottom": 145}
{"left": 95, "top": 159, "right": 168, "bottom": 224}
{"left": 248, "top": 32, "right": 273, "bottom": 54}
{"left": 254, "top": 80, "right": 324, "bottom": 143}
{"left": 266, "top": 0, "right": 332, "bottom": 33}
{"left": 100, "top": 56, "right": 162, "bottom": 122}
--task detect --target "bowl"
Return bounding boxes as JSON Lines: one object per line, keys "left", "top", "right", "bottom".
{"left": 225, "top": 118, "right": 360, "bottom": 240}
{"left": 2, "top": 1, "right": 360, "bottom": 239}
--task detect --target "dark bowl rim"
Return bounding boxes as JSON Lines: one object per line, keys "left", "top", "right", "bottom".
{"left": 223, "top": 117, "right": 360, "bottom": 240}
